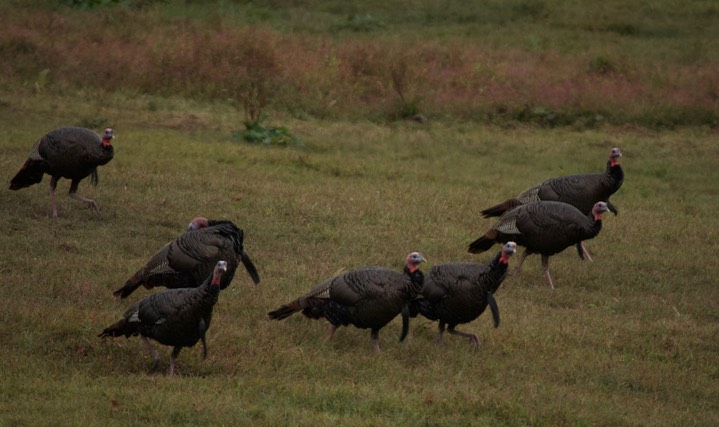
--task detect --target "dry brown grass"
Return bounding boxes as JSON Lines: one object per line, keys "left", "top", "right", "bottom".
{"left": 1, "top": 2, "right": 717, "bottom": 127}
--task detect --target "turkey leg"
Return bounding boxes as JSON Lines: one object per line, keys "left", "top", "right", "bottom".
{"left": 69, "top": 179, "right": 100, "bottom": 213}
{"left": 437, "top": 322, "right": 446, "bottom": 346}
{"left": 49, "top": 177, "right": 59, "bottom": 218}
{"left": 541, "top": 255, "right": 555, "bottom": 289}
{"left": 447, "top": 325, "right": 480, "bottom": 349}
{"left": 512, "top": 249, "right": 531, "bottom": 275}
{"left": 576, "top": 241, "right": 593, "bottom": 261}
{"left": 199, "top": 320, "right": 208, "bottom": 359}
{"left": 370, "top": 329, "right": 381, "bottom": 353}
{"left": 168, "top": 346, "right": 183, "bottom": 376}
{"left": 326, "top": 324, "right": 338, "bottom": 341}
{"left": 141, "top": 336, "right": 161, "bottom": 372}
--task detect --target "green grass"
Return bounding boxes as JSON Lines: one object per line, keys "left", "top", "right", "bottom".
{"left": 1, "top": 89, "right": 718, "bottom": 426}
{"left": 0, "top": 1, "right": 718, "bottom": 424}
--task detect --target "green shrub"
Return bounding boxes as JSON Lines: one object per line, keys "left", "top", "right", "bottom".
{"left": 232, "top": 112, "right": 301, "bottom": 146}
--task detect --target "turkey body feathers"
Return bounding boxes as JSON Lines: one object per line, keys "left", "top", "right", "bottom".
{"left": 203, "top": 220, "right": 261, "bottom": 286}
{"left": 469, "top": 202, "right": 607, "bottom": 289}
{"left": 481, "top": 156, "right": 623, "bottom": 218}
{"left": 10, "top": 127, "right": 114, "bottom": 218}
{"left": 470, "top": 201, "right": 602, "bottom": 256}
{"left": 10, "top": 127, "right": 113, "bottom": 189}
{"left": 101, "top": 286, "right": 219, "bottom": 347}
{"left": 536, "top": 168, "right": 622, "bottom": 215}
{"left": 113, "top": 221, "right": 260, "bottom": 298}
{"left": 100, "top": 261, "right": 227, "bottom": 374}
{"left": 411, "top": 252, "right": 509, "bottom": 329}
{"left": 269, "top": 267, "right": 419, "bottom": 330}
{"left": 268, "top": 253, "right": 426, "bottom": 351}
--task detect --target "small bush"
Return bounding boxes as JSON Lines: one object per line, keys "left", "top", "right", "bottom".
{"left": 232, "top": 112, "right": 301, "bottom": 147}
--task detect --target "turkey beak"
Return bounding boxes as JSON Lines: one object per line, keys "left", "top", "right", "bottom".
{"left": 504, "top": 243, "right": 517, "bottom": 256}
{"left": 217, "top": 260, "right": 228, "bottom": 273}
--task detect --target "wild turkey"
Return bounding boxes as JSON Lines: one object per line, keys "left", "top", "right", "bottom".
{"left": 99, "top": 260, "right": 228, "bottom": 375}
{"left": 113, "top": 217, "right": 260, "bottom": 299}
{"left": 9, "top": 127, "right": 115, "bottom": 218}
{"left": 480, "top": 147, "right": 623, "bottom": 260}
{"left": 267, "top": 252, "right": 426, "bottom": 352}
{"left": 468, "top": 201, "right": 609, "bottom": 289}
{"left": 409, "top": 242, "right": 517, "bottom": 349}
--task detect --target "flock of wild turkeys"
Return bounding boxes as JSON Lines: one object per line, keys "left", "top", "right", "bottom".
{"left": 9, "top": 126, "right": 623, "bottom": 374}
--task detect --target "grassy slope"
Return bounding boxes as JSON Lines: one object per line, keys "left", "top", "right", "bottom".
{"left": 0, "top": 90, "right": 718, "bottom": 426}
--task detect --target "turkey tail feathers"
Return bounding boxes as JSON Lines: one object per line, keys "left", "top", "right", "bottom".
{"left": 112, "top": 274, "right": 143, "bottom": 299}
{"left": 98, "top": 319, "right": 130, "bottom": 338}
{"left": 468, "top": 234, "right": 496, "bottom": 254}
{"left": 240, "top": 251, "right": 261, "bottom": 285}
{"left": 9, "top": 159, "right": 46, "bottom": 190}
{"left": 268, "top": 304, "right": 300, "bottom": 320}
{"left": 480, "top": 199, "right": 520, "bottom": 218}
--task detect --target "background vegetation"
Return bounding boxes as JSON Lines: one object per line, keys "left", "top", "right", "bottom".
{"left": 1, "top": 1, "right": 718, "bottom": 426}
{"left": 1, "top": 0, "right": 717, "bottom": 127}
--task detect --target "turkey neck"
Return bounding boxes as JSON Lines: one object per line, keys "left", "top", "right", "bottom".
{"left": 606, "top": 160, "right": 624, "bottom": 189}
{"left": 403, "top": 266, "right": 425, "bottom": 296}
{"left": 196, "top": 272, "right": 222, "bottom": 304}
{"left": 585, "top": 211, "right": 604, "bottom": 238}
{"left": 96, "top": 143, "right": 114, "bottom": 165}
{"left": 482, "top": 251, "right": 510, "bottom": 294}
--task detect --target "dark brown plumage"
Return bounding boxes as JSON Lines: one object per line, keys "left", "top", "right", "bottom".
{"left": 481, "top": 147, "right": 623, "bottom": 218}
{"left": 9, "top": 127, "right": 115, "bottom": 218}
{"left": 268, "top": 252, "right": 426, "bottom": 352}
{"left": 99, "top": 260, "right": 228, "bottom": 375}
{"left": 480, "top": 147, "right": 623, "bottom": 260}
{"left": 468, "top": 201, "right": 609, "bottom": 289}
{"left": 113, "top": 218, "right": 260, "bottom": 299}
{"left": 409, "top": 242, "right": 517, "bottom": 349}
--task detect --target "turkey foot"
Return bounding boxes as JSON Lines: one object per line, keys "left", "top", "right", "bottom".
{"left": 70, "top": 192, "right": 100, "bottom": 213}
{"left": 448, "top": 325, "right": 480, "bottom": 349}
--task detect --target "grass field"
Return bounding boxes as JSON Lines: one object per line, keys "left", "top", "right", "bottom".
{"left": 1, "top": 89, "right": 718, "bottom": 426}
{"left": 1, "top": 1, "right": 718, "bottom": 426}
